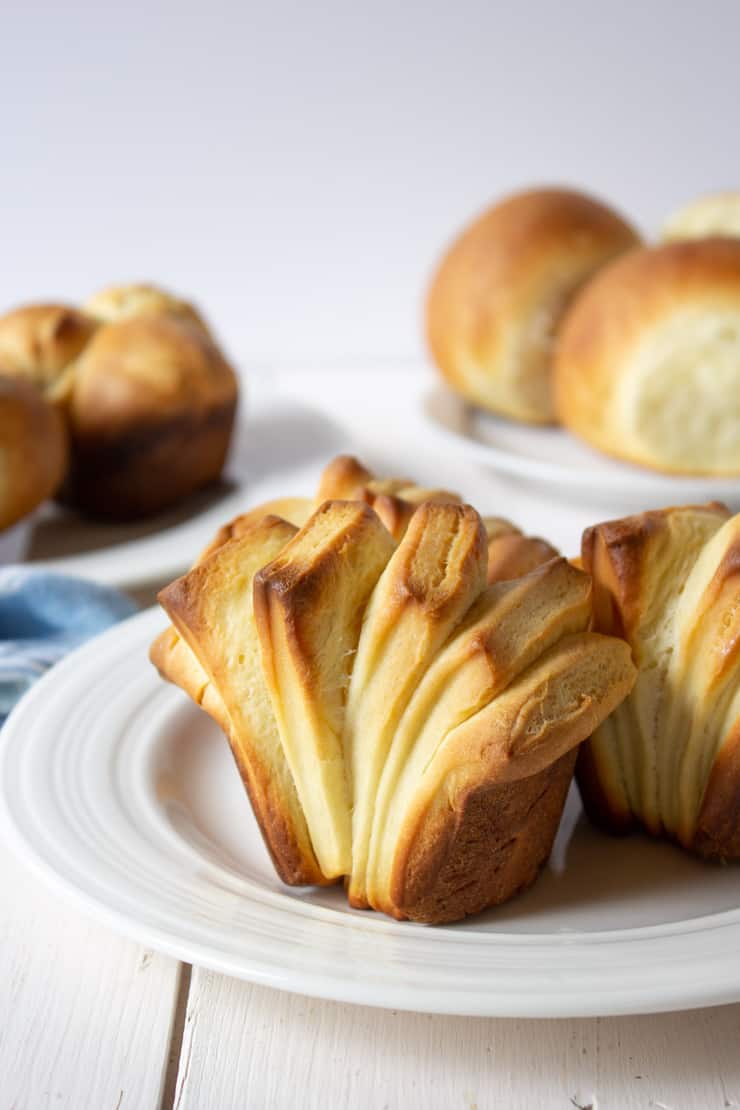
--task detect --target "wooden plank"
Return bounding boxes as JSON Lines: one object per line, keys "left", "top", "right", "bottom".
{"left": 175, "top": 968, "right": 740, "bottom": 1110}
{"left": 0, "top": 847, "right": 182, "bottom": 1110}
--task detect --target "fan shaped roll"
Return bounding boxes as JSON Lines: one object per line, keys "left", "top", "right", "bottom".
{"left": 577, "top": 503, "right": 740, "bottom": 859}
{"left": 154, "top": 482, "right": 636, "bottom": 922}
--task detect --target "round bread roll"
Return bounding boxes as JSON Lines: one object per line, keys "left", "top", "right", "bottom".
{"left": 426, "top": 187, "right": 641, "bottom": 424}
{"left": 553, "top": 237, "right": 740, "bottom": 476}
{"left": 84, "top": 282, "right": 210, "bottom": 334}
{"left": 0, "top": 304, "right": 97, "bottom": 395}
{"left": 0, "top": 377, "right": 68, "bottom": 530}
{"left": 663, "top": 191, "right": 740, "bottom": 241}
{"left": 60, "top": 315, "right": 238, "bottom": 519}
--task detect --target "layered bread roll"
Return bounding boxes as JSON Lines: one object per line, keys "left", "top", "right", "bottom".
{"left": 426, "top": 187, "right": 640, "bottom": 424}
{"left": 153, "top": 486, "right": 636, "bottom": 923}
{"left": 61, "top": 315, "right": 237, "bottom": 519}
{"left": 577, "top": 503, "right": 740, "bottom": 859}
{"left": 553, "top": 238, "right": 740, "bottom": 475}
{"left": 0, "top": 377, "right": 68, "bottom": 530}
{"left": 663, "top": 192, "right": 740, "bottom": 241}
{"left": 84, "top": 283, "right": 210, "bottom": 334}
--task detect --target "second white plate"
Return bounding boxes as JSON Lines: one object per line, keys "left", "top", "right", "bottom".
{"left": 423, "top": 384, "right": 740, "bottom": 513}
{"left": 1, "top": 608, "right": 740, "bottom": 1018}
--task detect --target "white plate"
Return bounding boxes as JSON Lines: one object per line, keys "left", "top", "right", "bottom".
{"left": 22, "top": 375, "right": 348, "bottom": 588}
{"left": 2, "top": 609, "right": 740, "bottom": 1017}
{"left": 423, "top": 384, "right": 740, "bottom": 513}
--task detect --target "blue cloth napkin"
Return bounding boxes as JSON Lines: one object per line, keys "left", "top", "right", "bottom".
{"left": 0, "top": 567, "right": 137, "bottom": 724}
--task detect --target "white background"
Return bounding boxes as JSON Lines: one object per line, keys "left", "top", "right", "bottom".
{"left": 2, "top": 1, "right": 739, "bottom": 365}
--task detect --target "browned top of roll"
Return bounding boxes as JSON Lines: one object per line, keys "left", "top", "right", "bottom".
{"left": 84, "top": 283, "right": 210, "bottom": 334}
{"left": 0, "top": 304, "right": 98, "bottom": 393}
{"left": 68, "top": 315, "right": 238, "bottom": 437}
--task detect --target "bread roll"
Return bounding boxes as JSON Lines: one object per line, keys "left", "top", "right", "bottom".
{"left": 663, "top": 192, "right": 740, "bottom": 241}
{"left": 554, "top": 238, "right": 740, "bottom": 475}
{"left": 0, "top": 285, "right": 237, "bottom": 520}
{"left": 426, "top": 187, "right": 640, "bottom": 424}
{"left": 0, "top": 377, "right": 68, "bottom": 529}
{"left": 84, "top": 282, "right": 210, "bottom": 334}
{"left": 577, "top": 503, "right": 740, "bottom": 859}
{"left": 154, "top": 490, "right": 636, "bottom": 922}
{"left": 58, "top": 315, "right": 238, "bottom": 519}
{"left": 0, "top": 304, "right": 97, "bottom": 395}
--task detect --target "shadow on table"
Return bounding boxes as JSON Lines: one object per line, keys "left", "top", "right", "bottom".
{"left": 26, "top": 399, "right": 349, "bottom": 562}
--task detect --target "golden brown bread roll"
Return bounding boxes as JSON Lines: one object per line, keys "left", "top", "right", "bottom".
{"left": 58, "top": 315, "right": 238, "bottom": 518}
{"left": 663, "top": 192, "right": 740, "bottom": 241}
{"left": 0, "top": 377, "right": 68, "bottom": 529}
{"left": 153, "top": 486, "right": 636, "bottom": 923}
{"left": 84, "top": 282, "right": 210, "bottom": 334}
{"left": 426, "top": 187, "right": 640, "bottom": 424}
{"left": 553, "top": 238, "right": 740, "bottom": 476}
{"left": 0, "top": 304, "right": 97, "bottom": 396}
{"left": 0, "top": 285, "right": 238, "bottom": 520}
{"left": 577, "top": 503, "right": 740, "bottom": 859}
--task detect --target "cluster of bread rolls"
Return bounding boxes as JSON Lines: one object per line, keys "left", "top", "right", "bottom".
{"left": 427, "top": 187, "right": 740, "bottom": 476}
{"left": 151, "top": 456, "right": 636, "bottom": 923}
{"left": 0, "top": 284, "right": 238, "bottom": 528}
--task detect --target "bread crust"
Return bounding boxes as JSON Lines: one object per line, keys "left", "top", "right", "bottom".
{"left": 0, "top": 377, "right": 68, "bottom": 528}
{"left": 384, "top": 631, "right": 636, "bottom": 922}
{"left": 157, "top": 515, "right": 327, "bottom": 886}
{"left": 316, "top": 454, "right": 461, "bottom": 541}
{"left": 486, "top": 531, "right": 558, "bottom": 584}
{"left": 84, "top": 283, "right": 210, "bottom": 334}
{"left": 427, "top": 187, "right": 639, "bottom": 424}
{"left": 61, "top": 315, "right": 238, "bottom": 518}
{"left": 392, "top": 750, "right": 577, "bottom": 923}
{"left": 554, "top": 238, "right": 740, "bottom": 475}
{"left": 694, "top": 718, "right": 740, "bottom": 859}
{"left": 0, "top": 304, "right": 97, "bottom": 393}
{"left": 578, "top": 504, "right": 740, "bottom": 859}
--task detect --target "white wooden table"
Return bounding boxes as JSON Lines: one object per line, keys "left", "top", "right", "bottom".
{"left": 2, "top": 368, "right": 739, "bottom": 1110}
